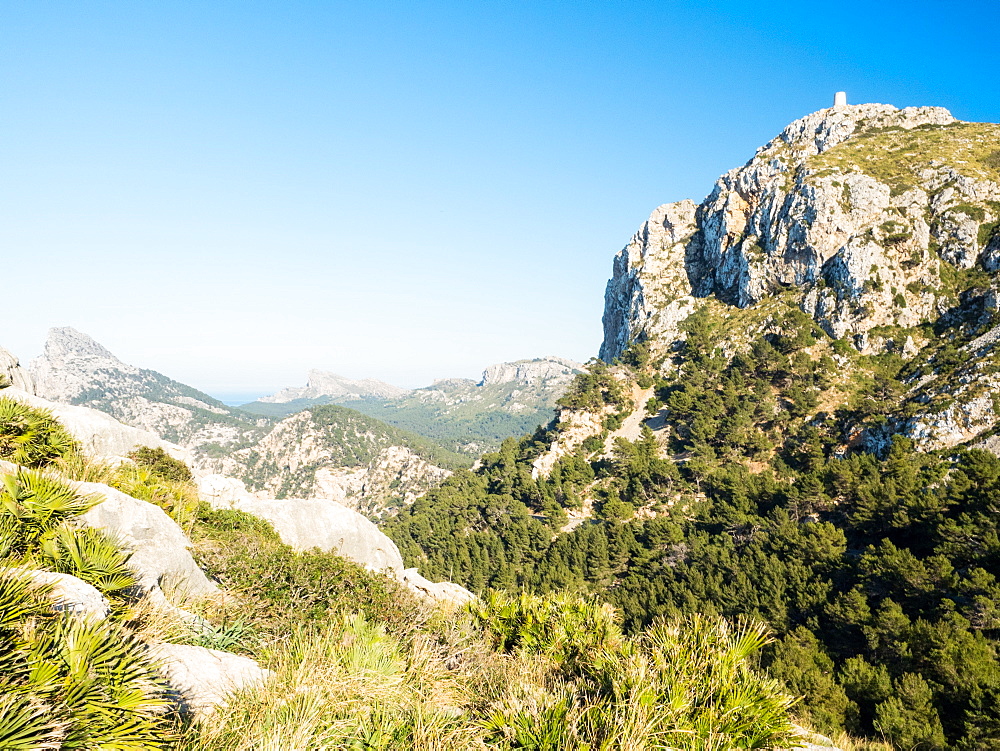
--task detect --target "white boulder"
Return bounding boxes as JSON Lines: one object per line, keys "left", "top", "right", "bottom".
{"left": 150, "top": 642, "right": 273, "bottom": 718}
{"left": 0, "top": 386, "right": 189, "bottom": 463}
{"left": 24, "top": 569, "right": 110, "bottom": 620}
{"left": 73, "top": 478, "right": 216, "bottom": 597}
{"left": 400, "top": 568, "right": 475, "bottom": 606}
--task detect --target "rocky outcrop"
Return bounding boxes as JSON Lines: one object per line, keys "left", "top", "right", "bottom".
{"left": 29, "top": 327, "right": 265, "bottom": 454}
{"left": 258, "top": 370, "right": 410, "bottom": 403}
{"left": 400, "top": 568, "right": 475, "bottom": 606}
{"left": 73, "top": 478, "right": 217, "bottom": 597}
{"left": 600, "top": 201, "right": 699, "bottom": 361}
{"left": 197, "top": 474, "right": 473, "bottom": 598}
{"left": 479, "top": 357, "right": 583, "bottom": 389}
{"left": 601, "top": 103, "right": 1000, "bottom": 360}
{"left": 207, "top": 407, "right": 453, "bottom": 520}
{"left": 0, "top": 346, "right": 35, "bottom": 392}
{"left": 197, "top": 474, "right": 404, "bottom": 571}
{"left": 151, "top": 642, "right": 273, "bottom": 718}
{"left": 0, "top": 386, "right": 189, "bottom": 462}
{"left": 0, "top": 457, "right": 214, "bottom": 601}
{"left": 23, "top": 569, "right": 111, "bottom": 620}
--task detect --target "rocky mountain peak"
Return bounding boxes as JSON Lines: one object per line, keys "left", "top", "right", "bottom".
{"left": 43, "top": 326, "right": 122, "bottom": 362}
{"left": 601, "top": 102, "right": 999, "bottom": 361}
{"left": 762, "top": 103, "right": 955, "bottom": 162}
{"left": 479, "top": 357, "right": 583, "bottom": 388}
{"left": 258, "top": 370, "right": 410, "bottom": 404}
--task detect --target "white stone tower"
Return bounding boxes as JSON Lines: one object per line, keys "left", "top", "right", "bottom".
{"left": 834, "top": 91, "right": 848, "bottom": 108}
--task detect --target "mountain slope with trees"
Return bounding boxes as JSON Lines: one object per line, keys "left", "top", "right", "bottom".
{"left": 385, "top": 102, "right": 1000, "bottom": 750}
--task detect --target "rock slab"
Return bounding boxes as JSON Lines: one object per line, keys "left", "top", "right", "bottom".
{"left": 151, "top": 642, "right": 273, "bottom": 718}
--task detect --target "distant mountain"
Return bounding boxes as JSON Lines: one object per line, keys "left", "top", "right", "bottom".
{"left": 211, "top": 404, "right": 468, "bottom": 519}
{"left": 242, "top": 357, "right": 584, "bottom": 455}
{"left": 30, "top": 327, "right": 267, "bottom": 452}
{"left": 256, "top": 370, "right": 410, "bottom": 404}
{"left": 26, "top": 328, "right": 464, "bottom": 519}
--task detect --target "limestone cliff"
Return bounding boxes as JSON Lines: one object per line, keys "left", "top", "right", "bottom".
{"left": 0, "top": 346, "right": 35, "bottom": 392}
{"left": 602, "top": 103, "right": 1000, "bottom": 360}
{"left": 598, "top": 101, "right": 1000, "bottom": 453}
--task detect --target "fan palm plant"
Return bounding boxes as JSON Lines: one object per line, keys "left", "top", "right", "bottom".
{"left": 0, "top": 398, "right": 78, "bottom": 469}
{"left": 39, "top": 526, "right": 139, "bottom": 597}
{"left": 0, "top": 470, "right": 98, "bottom": 559}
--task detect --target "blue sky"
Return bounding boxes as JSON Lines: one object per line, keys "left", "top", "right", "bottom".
{"left": 2, "top": 0, "right": 997, "bottom": 398}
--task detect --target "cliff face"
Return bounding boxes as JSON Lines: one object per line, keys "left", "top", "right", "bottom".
{"left": 602, "top": 103, "right": 1000, "bottom": 361}
{"left": 600, "top": 102, "right": 1000, "bottom": 454}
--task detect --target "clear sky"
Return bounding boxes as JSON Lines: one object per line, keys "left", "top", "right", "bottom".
{"left": 2, "top": 0, "right": 998, "bottom": 399}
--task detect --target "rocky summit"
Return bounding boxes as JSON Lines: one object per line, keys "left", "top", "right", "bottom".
{"left": 257, "top": 369, "right": 410, "bottom": 404}
{"left": 29, "top": 327, "right": 266, "bottom": 452}
{"left": 600, "top": 101, "right": 1000, "bottom": 452}
{"left": 602, "top": 103, "right": 1000, "bottom": 360}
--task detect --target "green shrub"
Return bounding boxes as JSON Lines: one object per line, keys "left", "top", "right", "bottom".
{"left": 0, "top": 568, "right": 171, "bottom": 748}
{"left": 128, "top": 446, "right": 193, "bottom": 483}
{"left": 0, "top": 398, "right": 78, "bottom": 469}
{"left": 192, "top": 506, "right": 420, "bottom": 638}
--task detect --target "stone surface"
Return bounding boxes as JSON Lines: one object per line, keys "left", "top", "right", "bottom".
{"left": 0, "top": 459, "right": 213, "bottom": 598}
{"left": 0, "top": 346, "right": 35, "bottom": 392}
{"left": 400, "top": 568, "right": 476, "bottom": 606}
{"left": 72, "top": 478, "right": 217, "bottom": 597}
{"left": 600, "top": 103, "right": 1000, "bottom": 361}
{"left": 23, "top": 569, "right": 111, "bottom": 620}
{"left": 233, "top": 497, "right": 405, "bottom": 571}
{"left": 197, "top": 474, "right": 404, "bottom": 572}
{"left": 0, "top": 386, "right": 190, "bottom": 462}
{"left": 789, "top": 726, "right": 844, "bottom": 751}
{"left": 478, "top": 357, "right": 583, "bottom": 388}
{"left": 150, "top": 642, "right": 272, "bottom": 718}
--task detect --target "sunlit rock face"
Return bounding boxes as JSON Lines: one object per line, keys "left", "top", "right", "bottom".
{"left": 601, "top": 103, "right": 1000, "bottom": 360}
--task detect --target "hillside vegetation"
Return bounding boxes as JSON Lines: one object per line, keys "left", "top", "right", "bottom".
{"left": 386, "top": 297, "right": 1000, "bottom": 750}
{"left": 0, "top": 396, "right": 817, "bottom": 749}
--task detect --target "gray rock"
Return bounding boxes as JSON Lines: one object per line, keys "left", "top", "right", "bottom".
{"left": 600, "top": 103, "right": 1000, "bottom": 362}
{"left": 205, "top": 412, "right": 452, "bottom": 521}
{"left": 73, "top": 478, "right": 217, "bottom": 597}
{"left": 400, "top": 568, "right": 475, "bottom": 606}
{"left": 789, "top": 726, "right": 844, "bottom": 750}
{"left": 0, "top": 346, "right": 35, "bottom": 392}
{"left": 233, "top": 497, "right": 404, "bottom": 572}
{"left": 23, "top": 569, "right": 110, "bottom": 620}
{"left": 479, "top": 357, "right": 583, "bottom": 388}
{"left": 150, "top": 642, "right": 272, "bottom": 718}
{"left": 198, "top": 474, "right": 404, "bottom": 571}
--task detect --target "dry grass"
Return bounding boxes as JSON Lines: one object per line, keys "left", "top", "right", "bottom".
{"left": 808, "top": 121, "right": 1000, "bottom": 194}
{"left": 178, "top": 612, "right": 488, "bottom": 750}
